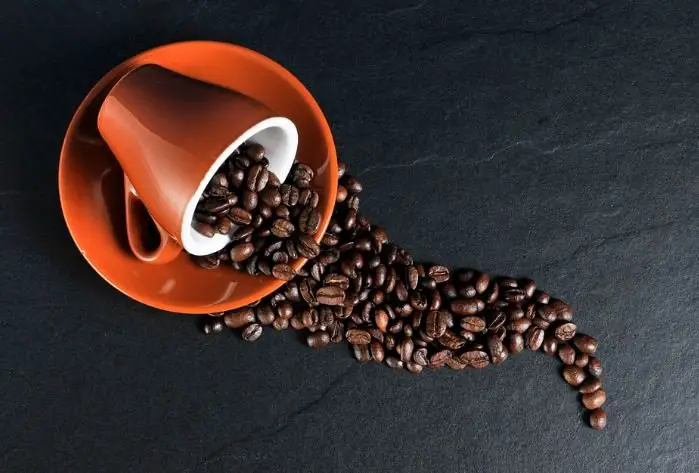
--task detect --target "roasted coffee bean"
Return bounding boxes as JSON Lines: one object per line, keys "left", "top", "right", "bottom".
{"left": 487, "top": 334, "right": 508, "bottom": 364}
{"left": 247, "top": 164, "right": 269, "bottom": 192}
{"left": 276, "top": 302, "right": 294, "bottom": 320}
{"left": 460, "top": 350, "right": 490, "bottom": 369}
{"left": 270, "top": 219, "right": 294, "bottom": 238}
{"left": 574, "top": 335, "right": 598, "bottom": 354}
{"left": 406, "top": 266, "right": 419, "bottom": 290}
{"left": 486, "top": 310, "right": 507, "bottom": 331}
{"left": 257, "top": 260, "right": 272, "bottom": 276}
{"left": 394, "top": 303, "right": 413, "bottom": 317}
{"left": 525, "top": 327, "right": 544, "bottom": 351}
{"left": 375, "top": 309, "right": 389, "bottom": 332}
{"left": 450, "top": 298, "right": 485, "bottom": 316}
{"left": 297, "top": 234, "right": 320, "bottom": 259}
{"left": 230, "top": 242, "right": 255, "bottom": 262}
{"left": 421, "top": 277, "right": 438, "bottom": 291}
{"left": 534, "top": 291, "right": 550, "bottom": 304}
{"left": 343, "top": 208, "right": 357, "bottom": 231}
{"left": 194, "top": 221, "right": 216, "bottom": 237}
{"left": 384, "top": 333, "right": 396, "bottom": 351}
{"left": 558, "top": 344, "right": 576, "bottom": 365}
{"left": 394, "top": 280, "right": 409, "bottom": 301}
{"left": 336, "top": 185, "right": 348, "bottom": 203}
{"left": 588, "top": 409, "right": 607, "bottom": 430}
{"left": 582, "top": 389, "right": 607, "bottom": 410}
{"left": 429, "top": 350, "right": 453, "bottom": 368}
{"left": 575, "top": 352, "right": 590, "bottom": 368}
{"left": 506, "top": 318, "right": 531, "bottom": 333}
{"left": 502, "top": 288, "right": 527, "bottom": 303}
{"left": 438, "top": 331, "right": 466, "bottom": 350}
{"left": 474, "top": 273, "right": 490, "bottom": 294}
{"left": 194, "top": 212, "right": 217, "bottom": 225}
{"left": 272, "top": 264, "right": 295, "bottom": 281}
{"left": 426, "top": 265, "right": 450, "bottom": 283}
{"left": 370, "top": 341, "right": 385, "bottom": 363}
{"left": 409, "top": 292, "right": 428, "bottom": 311}
{"left": 272, "top": 317, "right": 289, "bottom": 332}
{"left": 199, "top": 198, "right": 232, "bottom": 214}
{"left": 579, "top": 377, "right": 602, "bottom": 394}
{"left": 388, "top": 320, "right": 404, "bottom": 334}
{"left": 346, "top": 328, "right": 371, "bottom": 345}
{"left": 242, "top": 323, "right": 263, "bottom": 342}
{"left": 224, "top": 308, "right": 255, "bottom": 328}
{"left": 399, "top": 338, "right": 414, "bottom": 363}
{"left": 307, "top": 332, "right": 330, "bottom": 348}
{"left": 562, "top": 366, "right": 587, "bottom": 386}
{"left": 354, "top": 345, "right": 372, "bottom": 363}
{"left": 554, "top": 322, "right": 577, "bottom": 341}
{"left": 245, "top": 142, "right": 266, "bottom": 161}
{"left": 532, "top": 317, "right": 550, "bottom": 329}
{"left": 460, "top": 316, "right": 486, "bottom": 333}
{"left": 343, "top": 176, "right": 363, "bottom": 193}
{"left": 272, "top": 251, "right": 289, "bottom": 264}
{"left": 538, "top": 299, "right": 573, "bottom": 322}
{"left": 229, "top": 207, "right": 253, "bottom": 225}
{"left": 241, "top": 190, "right": 258, "bottom": 211}
{"left": 385, "top": 356, "right": 403, "bottom": 369}
{"left": 279, "top": 184, "right": 299, "bottom": 206}
{"left": 275, "top": 204, "right": 290, "bottom": 218}
{"left": 445, "top": 357, "right": 468, "bottom": 370}
{"left": 457, "top": 285, "right": 477, "bottom": 298}
{"left": 314, "top": 285, "right": 345, "bottom": 306}
{"left": 299, "top": 207, "right": 321, "bottom": 235}
{"left": 406, "top": 361, "right": 424, "bottom": 374}
{"left": 216, "top": 217, "right": 234, "bottom": 235}
{"left": 542, "top": 336, "right": 558, "bottom": 356}
{"left": 232, "top": 225, "right": 254, "bottom": 241}
{"left": 202, "top": 317, "right": 224, "bottom": 334}
{"left": 346, "top": 194, "right": 360, "bottom": 210}
{"left": 413, "top": 348, "right": 429, "bottom": 366}
{"left": 587, "top": 358, "right": 603, "bottom": 377}
{"left": 506, "top": 333, "right": 525, "bottom": 354}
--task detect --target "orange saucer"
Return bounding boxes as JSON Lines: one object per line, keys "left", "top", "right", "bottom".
{"left": 59, "top": 41, "right": 337, "bottom": 314}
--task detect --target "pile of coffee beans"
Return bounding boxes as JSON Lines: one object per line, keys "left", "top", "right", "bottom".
{"left": 191, "top": 141, "right": 321, "bottom": 277}
{"left": 195, "top": 144, "right": 608, "bottom": 431}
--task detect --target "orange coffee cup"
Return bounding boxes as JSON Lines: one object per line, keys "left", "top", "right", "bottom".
{"left": 97, "top": 64, "right": 298, "bottom": 263}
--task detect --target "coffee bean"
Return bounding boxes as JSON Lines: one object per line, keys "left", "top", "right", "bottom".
{"left": 459, "top": 350, "right": 490, "bottom": 369}
{"left": 270, "top": 219, "right": 294, "bottom": 238}
{"left": 429, "top": 350, "right": 453, "bottom": 368}
{"left": 532, "top": 317, "right": 550, "bottom": 329}
{"left": 299, "top": 207, "right": 321, "bottom": 235}
{"left": 245, "top": 142, "right": 266, "bottom": 161}
{"left": 400, "top": 338, "right": 414, "bottom": 363}
{"left": 445, "top": 357, "right": 468, "bottom": 370}
{"left": 194, "top": 221, "right": 216, "bottom": 237}
{"left": 554, "top": 322, "right": 577, "bottom": 341}
{"left": 375, "top": 309, "right": 389, "bottom": 332}
{"left": 336, "top": 185, "right": 348, "bottom": 203}
{"left": 395, "top": 280, "right": 409, "bottom": 301}
{"left": 502, "top": 288, "right": 527, "bottom": 303}
{"left": 316, "top": 285, "right": 346, "bottom": 306}
{"left": 558, "top": 344, "right": 576, "bottom": 365}
{"left": 450, "top": 298, "right": 485, "bottom": 316}
{"left": 224, "top": 308, "right": 255, "bottom": 328}
{"left": 354, "top": 345, "right": 372, "bottom": 363}
{"left": 542, "top": 336, "right": 558, "bottom": 356}
{"left": 574, "top": 335, "right": 598, "bottom": 354}
{"left": 246, "top": 164, "right": 269, "bottom": 192}
{"left": 202, "top": 317, "right": 224, "bottom": 334}
{"left": 506, "top": 318, "right": 531, "bottom": 333}
{"left": 406, "top": 361, "right": 424, "bottom": 374}
{"left": 409, "top": 291, "right": 429, "bottom": 311}
{"left": 588, "top": 409, "right": 607, "bottom": 430}
{"left": 562, "top": 365, "right": 587, "bottom": 386}
{"left": 388, "top": 320, "right": 404, "bottom": 334}
{"left": 574, "top": 352, "right": 590, "bottom": 368}
{"left": 539, "top": 299, "right": 573, "bottom": 322}
{"left": 385, "top": 356, "right": 403, "bottom": 369}
{"left": 534, "top": 291, "right": 550, "bottom": 304}
{"left": 579, "top": 377, "right": 602, "bottom": 394}
{"left": 457, "top": 285, "right": 477, "bottom": 298}
{"left": 460, "top": 316, "right": 486, "bottom": 333}
{"left": 343, "top": 176, "right": 363, "bottom": 193}
{"left": 582, "top": 389, "right": 606, "bottom": 410}
{"left": 487, "top": 334, "right": 508, "bottom": 364}
{"left": 525, "top": 327, "right": 544, "bottom": 351}
{"left": 474, "top": 273, "right": 490, "bottom": 294}
{"left": 272, "top": 264, "right": 295, "bottom": 281}
{"left": 413, "top": 348, "right": 428, "bottom": 366}
{"left": 229, "top": 207, "right": 253, "bottom": 225}
{"left": 384, "top": 333, "right": 396, "bottom": 351}
{"left": 506, "top": 333, "right": 525, "bottom": 353}
{"left": 438, "top": 331, "right": 466, "bottom": 350}
{"left": 486, "top": 310, "right": 507, "bottom": 331}
{"left": 346, "top": 328, "right": 371, "bottom": 345}
{"left": 297, "top": 234, "right": 320, "bottom": 259}
{"left": 426, "top": 265, "right": 450, "bottom": 283}
{"left": 229, "top": 242, "right": 254, "bottom": 262}
{"left": 587, "top": 358, "right": 603, "bottom": 377}
{"left": 307, "top": 332, "right": 330, "bottom": 348}
{"left": 242, "top": 323, "right": 263, "bottom": 342}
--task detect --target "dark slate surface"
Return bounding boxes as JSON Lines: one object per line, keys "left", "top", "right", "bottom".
{"left": 1, "top": 1, "right": 698, "bottom": 471}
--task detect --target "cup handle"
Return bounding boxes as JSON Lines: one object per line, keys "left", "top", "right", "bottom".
{"left": 124, "top": 174, "right": 182, "bottom": 264}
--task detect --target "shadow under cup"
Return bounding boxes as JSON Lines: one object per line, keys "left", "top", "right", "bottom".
{"left": 59, "top": 41, "right": 337, "bottom": 314}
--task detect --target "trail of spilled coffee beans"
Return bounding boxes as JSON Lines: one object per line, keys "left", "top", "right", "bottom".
{"left": 195, "top": 143, "right": 608, "bottom": 431}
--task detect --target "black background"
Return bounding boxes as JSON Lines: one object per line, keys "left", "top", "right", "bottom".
{"left": 1, "top": 1, "right": 698, "bottom": 472}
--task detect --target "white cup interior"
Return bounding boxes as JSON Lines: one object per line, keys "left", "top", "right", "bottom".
{"left": 180, "top": 117, "right": 298, "bottom": 256}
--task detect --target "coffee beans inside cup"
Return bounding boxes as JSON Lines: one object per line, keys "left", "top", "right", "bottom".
{"left": 193, "top": 144, "right": 608, "bottom": 431}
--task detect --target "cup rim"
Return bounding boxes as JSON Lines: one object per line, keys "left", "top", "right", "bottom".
{"left": 58, "top": 41, "right": 337, "bottom": 313}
